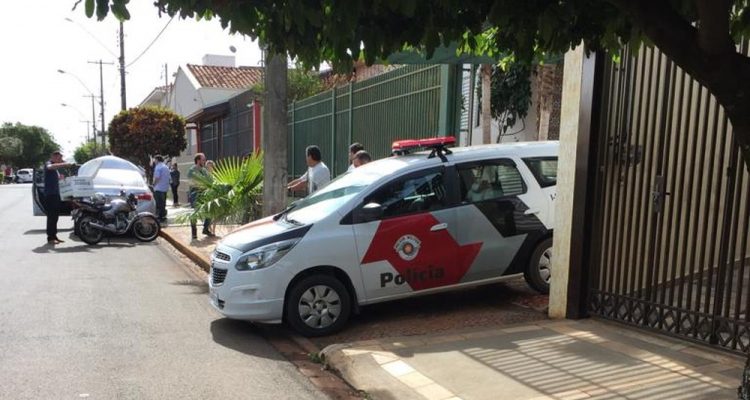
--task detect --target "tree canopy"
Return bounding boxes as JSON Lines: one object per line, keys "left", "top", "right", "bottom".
{"left": 84, "top": 0, "right": 750, "bottom": 165}
{"left": 73, "top": 141, "right": 108, "bottom": 164}
{"left": 107, "top": 107, "right": 186, "bottom": 170}
{"left": 251, "top": 67, "right": 326, "bottom": 102}
{"left": 0, "top": 122, "right": 60, "bottom": 168}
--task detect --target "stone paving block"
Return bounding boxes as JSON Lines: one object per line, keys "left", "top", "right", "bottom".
{"left": 398, "top": 371, "right": 435, "bottom": 388}
{"left": 679, "top": 346, "right": 744, "bottom": 366}
{"left": 382, "top": 360, "right": 416, "bottom": 377}
{"left": 554, "top": 389, "right": 591, "bottom": 400}
{"left": 414, "top": 383, "right": 455, "bottom": 400}
{"left": 501, "top": 325, "right": 544, "bottom": 334}
{"left": 371, "top": 352, "right": 399, "bottom": 365}
{"left": 421, "top": 334, "right": 467, "bottom": 345}
{"left": 461, "top": 330, "right": 504, "bottom": 340}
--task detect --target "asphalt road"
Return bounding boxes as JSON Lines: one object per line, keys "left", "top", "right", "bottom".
{"left": 0, "top": 184, "right": 325, "bottom": 400}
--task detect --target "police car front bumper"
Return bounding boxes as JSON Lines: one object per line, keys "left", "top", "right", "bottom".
{"left": 208, "top": 245, "right": 286, "bottom": 323}
{"left": 209, "top": 282, "right": 284, "bottom": 323}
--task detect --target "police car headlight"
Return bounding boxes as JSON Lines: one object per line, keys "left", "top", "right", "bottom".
{"left": 235, "top": 238, "right": 300, "bottom": 271}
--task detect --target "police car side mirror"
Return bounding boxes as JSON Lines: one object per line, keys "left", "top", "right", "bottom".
{"left": 355, "top": 202, "right": 383, "bottom": 223}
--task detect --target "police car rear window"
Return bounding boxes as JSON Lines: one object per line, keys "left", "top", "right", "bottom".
{"left": 523, "top": 157, "right": 557, "bottom": 188}
{"left": 458, "top": 160, "right": 526, "bottom": 202}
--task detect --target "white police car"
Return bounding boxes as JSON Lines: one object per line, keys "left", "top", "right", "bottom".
{"left": 210, "top": 137, "right": 558, "bottom": 336}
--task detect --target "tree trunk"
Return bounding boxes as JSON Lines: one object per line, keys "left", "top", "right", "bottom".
{"left": 262, "top": 53, "right": 288, "bottom": 217}
{"left": 481, "top": 64, "right": 492, "bottom": 144}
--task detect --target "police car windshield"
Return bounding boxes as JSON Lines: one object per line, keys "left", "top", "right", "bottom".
{"left": 286, "top": 167, "right": 385, "bottom": 223}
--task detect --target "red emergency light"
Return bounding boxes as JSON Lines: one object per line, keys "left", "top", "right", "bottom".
{"left": 391, "top": 136, "right": 456, "bottom": 156}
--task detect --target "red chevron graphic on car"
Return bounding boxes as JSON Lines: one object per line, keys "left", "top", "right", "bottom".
{"left": 361, "top": 213, "right": 482, "bottom": 291}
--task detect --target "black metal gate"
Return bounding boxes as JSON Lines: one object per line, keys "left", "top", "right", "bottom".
{"left": 587, "top": 44, "right": 750, "bottom": 353}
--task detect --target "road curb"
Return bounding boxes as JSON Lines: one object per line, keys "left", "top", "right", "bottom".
{"left": 159, "top": 228, "right": 211, "bottom": 273}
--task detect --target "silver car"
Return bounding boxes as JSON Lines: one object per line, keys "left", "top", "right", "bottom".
{"left": 33, "top": 155, "right": 156, "bottom": 217}
{"left": 14, "top": 168, "right": 33, "bottom": 183}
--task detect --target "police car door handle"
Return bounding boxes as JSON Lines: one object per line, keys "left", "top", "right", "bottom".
{"left": 430, "top": 223, "right": 448, "bottom": 232}
{"left": 524, "top": 209, "right": 541, "bottom": 215}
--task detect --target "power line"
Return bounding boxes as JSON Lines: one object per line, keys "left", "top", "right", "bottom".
{"left": 126, "top": 16, "right": 174, "bottom": 68}
{"left": 64, "top": 17, "right": 119, "bottom": 58}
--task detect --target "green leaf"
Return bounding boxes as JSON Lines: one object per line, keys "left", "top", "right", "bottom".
{"left": 85, "top": 0, "right": 94, "bottom": 18}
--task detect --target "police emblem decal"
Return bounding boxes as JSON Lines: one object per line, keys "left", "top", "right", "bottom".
{"left": 394, "top": 235, "right": 421, "bottom": 261}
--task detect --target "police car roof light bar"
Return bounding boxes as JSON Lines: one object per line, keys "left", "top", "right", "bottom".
{"left": 391, "top": 136, "right": 456, "bottom": 161}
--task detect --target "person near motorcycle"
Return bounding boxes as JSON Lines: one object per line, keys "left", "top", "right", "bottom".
{"left": 44, "top": 150, "right": 75, "bottom": 245}
{"left": 187, "top": 153, "right": 213, "bottom": 239}
{"left": 152, "top": 155, "right": 170, "bottom": 223}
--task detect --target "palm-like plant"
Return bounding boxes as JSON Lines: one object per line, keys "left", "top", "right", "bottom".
{"left": 180, "top": 153, "right": 264, "bottom": 225}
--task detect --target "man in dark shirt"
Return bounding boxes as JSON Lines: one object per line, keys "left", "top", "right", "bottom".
{"left": 44, "top": 151, "right": 74, "bottom": 245}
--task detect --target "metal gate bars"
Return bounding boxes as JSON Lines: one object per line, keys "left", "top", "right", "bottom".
{"left": 587, "top": 43, "right": 750, "bottom": 353}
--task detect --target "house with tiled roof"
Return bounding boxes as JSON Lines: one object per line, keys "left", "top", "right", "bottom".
{"left": 138, "top": 54, "right": 264, "bottom": 200}
{"left": 139, "top": 84, "right": 173, "bottom": 108}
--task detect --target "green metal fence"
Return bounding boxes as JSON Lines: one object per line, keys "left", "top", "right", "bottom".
{"left": 288, "top": 64, "right": 460, "bottom": 177}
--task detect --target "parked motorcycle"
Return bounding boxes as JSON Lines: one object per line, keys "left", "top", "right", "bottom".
{"left": 73, "top": 191, "right": 160, "bottom": 245}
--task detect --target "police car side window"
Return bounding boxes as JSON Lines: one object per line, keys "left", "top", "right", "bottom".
{"left": 367, "top": 171, "right": 447, "bottom": 219}
{"left": 458, "top": 160, "right": 526, "bottom": 203}
{"left": 523, "top": 157, "right": 557, "bottom": 188}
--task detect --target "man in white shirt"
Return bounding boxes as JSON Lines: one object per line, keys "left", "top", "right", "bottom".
{"left": 287, "top": 145, "right": 330, "bottom": 194}
{"left": 152, "top": 155, "right": 171, "bottom": 222}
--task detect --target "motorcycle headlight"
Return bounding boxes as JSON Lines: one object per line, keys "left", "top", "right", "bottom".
{"left": 235, "top": 238, "right": 301, "bottom": 271}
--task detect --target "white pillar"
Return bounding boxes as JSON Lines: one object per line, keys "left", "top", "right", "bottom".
{"left": 548, "top": 44, "right": 597, "bottom": 319}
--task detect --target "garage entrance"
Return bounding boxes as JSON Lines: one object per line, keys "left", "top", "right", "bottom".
{"left": 587, "top": 44, "right": 750, "bottom": 353}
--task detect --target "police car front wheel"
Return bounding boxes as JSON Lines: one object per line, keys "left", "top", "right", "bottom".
{"left": 286, "top": 275, "right": 352, "bottom": 337}
{"left": 525, "top": 238, "right": 553, "bottom": 294}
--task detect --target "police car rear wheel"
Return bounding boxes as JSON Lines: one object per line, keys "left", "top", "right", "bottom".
{"left": 525, "top": 238, "right": 552, "bottom": 294}
{"left": 286, "top": 275, "right": 351, "bottom": 337}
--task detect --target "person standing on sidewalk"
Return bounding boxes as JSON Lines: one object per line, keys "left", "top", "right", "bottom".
{"left": 44, "top": 150, "right": 74, "bottom": 245}
{"left": 188, "top": 153, "right": 213, "bottom": 239}
{"left": 352, "top": 150, "right": 372, "bottom": 168}
{"left": 169, "top": 162, "right": 180, "bottom": 206}
{"left": 346, "top": 142, "right": 364, "bottom": 172}
{"left": 287, "top": 145, "right": 330, "bottom": 195}
{"left": 152, "top": 155, "right": 170, "bottom": 223}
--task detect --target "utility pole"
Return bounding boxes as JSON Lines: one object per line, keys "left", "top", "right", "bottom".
{"left": 119, "top": 21, "right": 127, "bottom": 110}
{"left": 84, "top": 94, "right": 97, "bottom": 143}
{"left": 88, "top": 60, "right": 114, "bottom": 148}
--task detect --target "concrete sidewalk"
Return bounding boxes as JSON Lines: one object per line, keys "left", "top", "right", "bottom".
{"left": 322, "top": 319, "right": 743, "bottom": 400}
{"left": 156, "top": 202, "right": 745, "bottom": 400}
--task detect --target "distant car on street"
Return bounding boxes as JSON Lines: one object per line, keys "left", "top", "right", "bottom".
{"left": 14, "top": 168, "right": 33, "bottom": 183}
{"left": 32, "top": 155, "right": 156, "bottom": 217}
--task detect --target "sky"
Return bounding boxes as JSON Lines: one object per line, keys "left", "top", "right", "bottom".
{"left": 0, "top": 1, "right": 263, "bottom": 159}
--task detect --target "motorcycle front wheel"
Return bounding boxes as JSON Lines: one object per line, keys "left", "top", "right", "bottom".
{"left": 133, "top": 215, "right": 160, "bottom": 242}
{"left": 79, "top": 216, "right": 104, "bottom": 245}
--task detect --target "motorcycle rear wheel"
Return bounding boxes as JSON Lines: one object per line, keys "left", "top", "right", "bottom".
{"left": 133, "top": 215, "right": 160, "bottom": 242}
{"left": 79, "top": 216, "right": 104, "bottom": 245}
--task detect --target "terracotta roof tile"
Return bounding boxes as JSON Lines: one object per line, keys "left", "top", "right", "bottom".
{"left": 187, "top": 64, "right": 264, "bottom": 89}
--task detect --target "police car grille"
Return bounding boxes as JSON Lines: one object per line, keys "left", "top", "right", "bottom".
{"left": 214, "top": 251, "right": 231, "bottom": 262}
{"left": 212, "top": 267, "right": 228, "bottom": 286}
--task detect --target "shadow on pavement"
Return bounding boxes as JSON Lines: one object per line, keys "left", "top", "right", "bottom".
{"left": 24, "top": 228, "right": 73, "bottom": 235}
{"left": 32, "top": 243, "right": 94, "bottom": 254}
{"left": 209, "top": 318, "right": 286, "bottom": 361}
{"left": 171, "top": 279, "right": 209, "bottom": 294}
